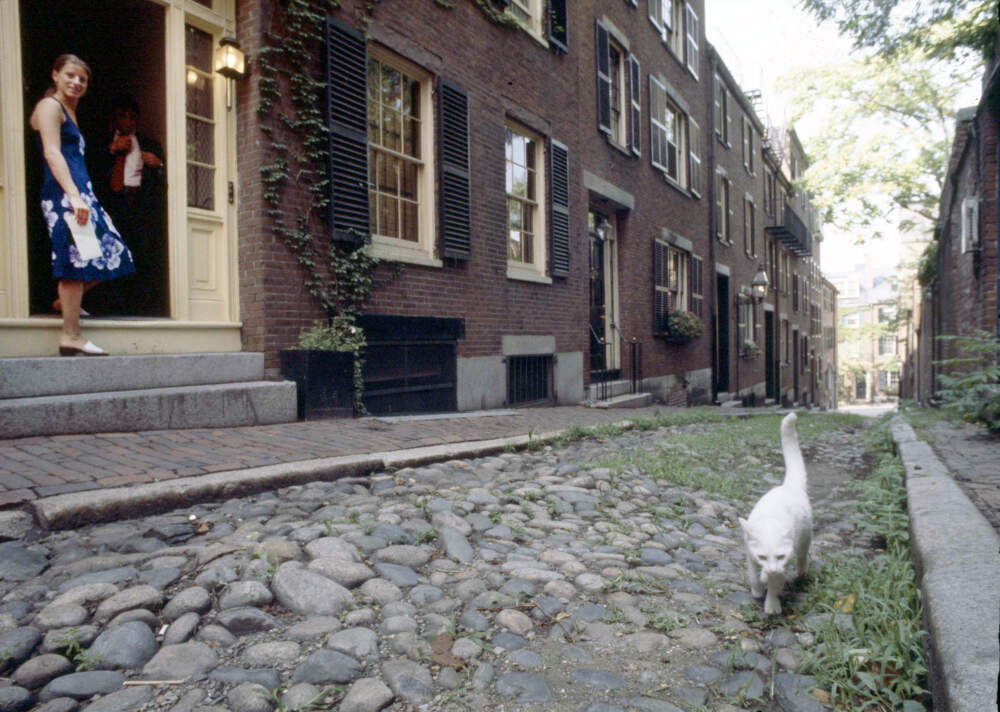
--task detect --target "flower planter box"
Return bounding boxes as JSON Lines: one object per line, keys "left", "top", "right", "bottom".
{"left": 663, "top": 332, "right": 694, "bottom": 345}
{"left": 279, "top": 350, "right": 355, "bottom": 420}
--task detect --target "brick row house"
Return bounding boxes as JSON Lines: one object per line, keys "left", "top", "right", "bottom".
{"left": 904, "top": 25, "right": 1000, "bottom": 401}
{"left": 0, "top": 0, "right": 832, "bottom": 414}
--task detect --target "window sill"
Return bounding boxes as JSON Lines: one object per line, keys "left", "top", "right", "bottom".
{"left": 662, "top": 173, "right": 693, "bottom": 199}
{"left": 604, "top": 135, "right": 632, "bottom": 156}
{"left": 370, "top": 237, "right": 443, "bottom": 269}
{"left": 507, "top": 262, "right": 552, "bottom": 285}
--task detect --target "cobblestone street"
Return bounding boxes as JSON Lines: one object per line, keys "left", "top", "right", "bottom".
{"left": 0, "top": 414, "right": 872, "bottom": 712}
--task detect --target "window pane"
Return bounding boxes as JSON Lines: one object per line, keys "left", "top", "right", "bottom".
{"left": 382, "top": 109, "right": 401, "bottom": 153}
{"left": 381, "top": 63, "right": 401, "bottom": 110}
{"left": 380, "top": 195, "right": 399, "bottom": 239}
{"left": 400, "top": 200, "right": 418, "bottom": 243}
{"left": 186, "top": 24, "right": 214, "bottom": 210}
{"left": 187, "top": 164, "right": 214, "bottom": 210}
{"left": 185, "top": 25, "right": 212, "bottom": 70}
{"left": 185, "top": 72, "right": 212, "bottom": 117}
{"left": 400, "top": 160, "right": 418, "bottom": 200}
{"left": 186, "top": 117, "right": 214, "bottom": 164}
{"left": 508, "top": 198, "right": 522, "bottom": 231}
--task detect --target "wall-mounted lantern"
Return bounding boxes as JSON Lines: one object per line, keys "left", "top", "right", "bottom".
{"left": 215, "top": 37, "right": 248, "bottom": 80}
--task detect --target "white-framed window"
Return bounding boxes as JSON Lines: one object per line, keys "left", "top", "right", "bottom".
{"left": 509, "top": 0, "right": 544, "bottom": 39}
{"left": 961, "top": 196, "right": 979, "bottom": 253}
{"left": 738, "top": 297, "right": 756, "bottom": 346}
{"left": 663, "top": 0, "right": 684, "bottom": 57}
{"left": 664, "top": 99, "right": 687, "bottom": 186}
{"left": 186, "top": 24, "right": 215, "bottom": 210}
{"left": 689, "top": 119, "right": 702, "bottom": 197}
{"left": 743, "top": 116, "right": 755, "bottom": 174}
{"left": 506, "top": 120, "right": 549, "bottom": 282}
{"left": 649, "top": 76, "right": 688, "bottom": 187}
{"left": 764, "top": 166, "right": 775, "bottom": 216}
{"left": 715, "top": 171, "right": 732, "bottom": 243}
{"left": 690, "top": 254, "right": 704, "bottom": 316}
{"left": 609, "top": 39, "right": 627, "bottom": 147}
{"left": 367, "top": 48, "right": 438, "bottom": 266}
{"left": 648, "top": 0, "right": 665, "bottom": 36}
{"left": 684, "top": 2, "right": 699, "bottom": 78}
{"left": 714, "top": 75, "right": 730, "bottom": 145}
{"left": 649, "top": 77, "right": 668, "bottom": 171}
{"left": 654, "top": 238, "right": 691, "bottom": 332}
{"left": 879, "top": 335, "right": 896, "bottom": 355}
{"left": 744, "top": 196, "right": 756, "bottom": 257}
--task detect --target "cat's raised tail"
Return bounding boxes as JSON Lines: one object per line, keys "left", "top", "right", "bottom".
{"left": 780, "top": 412, "right": 807, "bottom": 491}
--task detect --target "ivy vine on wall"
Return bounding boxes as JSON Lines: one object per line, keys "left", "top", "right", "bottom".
{"left": 255, "top": 0, "right": 521, "bottom": 411}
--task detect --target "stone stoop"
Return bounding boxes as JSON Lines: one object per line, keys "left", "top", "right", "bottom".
{"left": 588, "top": 392, "right": 653, "bottom": 409}
{"left": 0, "top": 353, "right": 297, "bottom": 438}
{"left": 585, "top": 379, "right": 654, "bottom": 409}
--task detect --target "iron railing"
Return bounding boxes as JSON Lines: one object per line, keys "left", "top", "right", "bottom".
{"left": 590, "top": 325, "right": 643, "bottom": 402}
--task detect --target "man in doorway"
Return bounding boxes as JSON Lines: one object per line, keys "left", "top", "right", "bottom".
{"left": 93, "top": 94, "right": 167, "bottom": 316}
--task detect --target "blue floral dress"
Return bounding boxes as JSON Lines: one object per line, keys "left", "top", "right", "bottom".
{"left": 40, "top": 100, "right": 135, "bottom": 281}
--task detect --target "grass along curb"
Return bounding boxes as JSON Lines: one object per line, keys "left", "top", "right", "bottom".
{"left": 792, "top": 419, "right": 929, "bottom": 711}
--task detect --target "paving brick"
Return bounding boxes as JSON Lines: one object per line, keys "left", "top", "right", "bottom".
{"left": 0, "top": 489, "right": 34, "bottom": 506}
{"left": 33, "top": 482, "right": 99, "bottom": 498}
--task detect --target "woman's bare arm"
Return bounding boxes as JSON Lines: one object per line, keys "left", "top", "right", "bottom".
{"left": 33, "top": 98, "right": 88, "bottom": 225}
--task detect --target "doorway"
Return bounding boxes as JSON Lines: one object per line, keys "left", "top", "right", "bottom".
{"left": 714, "top": 273, "right": 730, "bottom": 395}
{"left": 765, "top": 310, "right": 775, "bottom": 400}
{"left": 588, "top": 210, "right": 619, "bottom": 379}
{"left": 21, "top": 0, "right": 168, "bottom": 317}
{"left": 792, "top": 329, "right": 800, "bottom": 402}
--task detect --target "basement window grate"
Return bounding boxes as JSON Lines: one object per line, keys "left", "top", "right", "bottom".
{"left": 507, "top": 355, "right": 553, "bottom": 406}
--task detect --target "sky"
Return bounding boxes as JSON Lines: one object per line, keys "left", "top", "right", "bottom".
{"left": 705, "top": 0, "right": 979, "bottom": 276}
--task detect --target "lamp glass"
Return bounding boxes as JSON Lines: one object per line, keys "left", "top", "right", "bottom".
{"left": 215, "top": 42, "right": 246, "bottom": 79}
{"left": 751, "top": 266, "right": 769, "bottom": 300}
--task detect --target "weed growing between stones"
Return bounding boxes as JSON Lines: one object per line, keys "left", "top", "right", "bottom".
{"left": 791, "top": 420, "right": 929, "bottom": 711}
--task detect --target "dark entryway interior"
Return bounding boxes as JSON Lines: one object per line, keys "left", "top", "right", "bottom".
{"left": 765, "top": 310, "right": 776, "bottom": 400}
{"left": 22, "top": 0, "right": 169, "bottom": 317}
{"left": 714, "top": 274, "right": 730, "bottom": 396}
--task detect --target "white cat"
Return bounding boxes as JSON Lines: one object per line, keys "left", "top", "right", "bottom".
{"left": 739, "top": 412, "right": 813, "bottom": 615}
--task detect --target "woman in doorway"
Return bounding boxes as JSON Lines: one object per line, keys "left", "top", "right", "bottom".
{"left": 30, "top": 54, "right": 135, "bottom": 356}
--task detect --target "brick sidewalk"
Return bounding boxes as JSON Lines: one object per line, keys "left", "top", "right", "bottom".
{"left": 0, "top": 406, "right": 672, "bottom": 507}
{"left": 925, "top": 419, "right": 1000, "bottom": 537}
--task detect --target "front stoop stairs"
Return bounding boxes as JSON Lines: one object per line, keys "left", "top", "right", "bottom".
{"left": 0, "top": 353, "right": 297, "bottom": 439}
{"left": 584, "top": 379, "right": 653, "bottom": 409}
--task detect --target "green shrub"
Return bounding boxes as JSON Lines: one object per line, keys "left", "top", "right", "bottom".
{"left": 934, "top": 330, "right": 1000, "bottom": 431}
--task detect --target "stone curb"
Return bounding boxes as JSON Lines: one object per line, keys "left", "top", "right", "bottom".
{"left": 28, "top": 428, "right": 574, "bottom": 531}
{"left": 890, "top": 416, "right": 1000, "bottom": 712}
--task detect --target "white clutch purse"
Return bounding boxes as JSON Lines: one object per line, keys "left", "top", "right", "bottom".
{"left": 65, "top": 213, "right": 103, "bottom": 262}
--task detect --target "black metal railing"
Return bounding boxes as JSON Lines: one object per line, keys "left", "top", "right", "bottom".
{"left": 590, "top": 326, "right": 643, "bottom": 402}
{"left": 765, "top": 200, "right": 812, "bottom": 255}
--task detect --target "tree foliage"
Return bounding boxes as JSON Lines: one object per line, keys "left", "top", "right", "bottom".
{"left": 799, "top": 0, "right": 998, "bottom": 61}
{"left": 780, "top": 53, "right": 975, "bottom": 238}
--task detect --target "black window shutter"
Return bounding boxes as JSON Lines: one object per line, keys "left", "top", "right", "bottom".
{"left": 325, "top": 17, "right": 369, "bottom": 244}
{"left": 628, "top": 54, "right": 641, "bottom": 156}
{"left": 595, "top": 21, "right": 611, "bottom": 135}
{"left": 548, "top": 0, "right": 568, "bottom": 53}
{"left": 438, "top": 79, "right": 472, "bottom": 260}
{"left": 653, "top": 241, "right": 669, "bottom": 333}
{"left": 549, "top": 138, "right": 571, "bottom": 277}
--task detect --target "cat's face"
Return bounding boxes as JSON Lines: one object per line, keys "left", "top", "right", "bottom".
{"left": 740, "top": 518, "right": 793, "bottom": 576}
